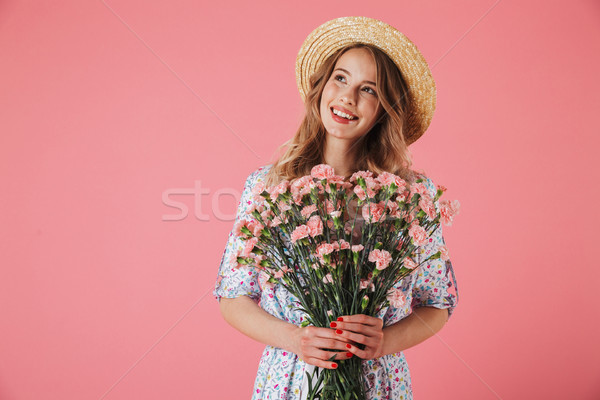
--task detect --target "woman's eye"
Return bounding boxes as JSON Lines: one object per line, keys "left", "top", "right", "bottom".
{"left": 363, "top": 87, "right": 377, "bottom": 96}
{"left": 333, "top": 74, "right": 376, "bottom": 96}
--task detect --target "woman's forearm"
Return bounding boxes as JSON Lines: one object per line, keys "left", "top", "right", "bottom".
{"left": 220, "top": 296, "right": 362, "bottom": 369}
{"left": 219, "top": 296, "right": 299, "bottom": 351}
{"left": 220, "top": 297, "right": 449, "bottom": 361}
{"left": 380, "top": 306, "right": 449, "bottom": 356}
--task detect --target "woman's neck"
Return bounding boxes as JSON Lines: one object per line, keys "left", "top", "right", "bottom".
{"left": 322, "top": 136, "right": 360, "bottom": 178}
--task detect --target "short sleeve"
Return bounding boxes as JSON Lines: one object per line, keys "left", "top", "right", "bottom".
{"left": 410, "top": 177, "right": 460, "bottom": 320}
{"left": 212, "top": 168, "right": 264, "bottom": 302}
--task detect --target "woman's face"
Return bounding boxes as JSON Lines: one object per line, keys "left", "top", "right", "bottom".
{"left": 319, "top": 47, "right": 382, "bottom": 142}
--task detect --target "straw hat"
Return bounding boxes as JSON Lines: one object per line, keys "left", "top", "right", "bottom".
{"left": 295, "top": 16, "right": 436, "bottom": 145}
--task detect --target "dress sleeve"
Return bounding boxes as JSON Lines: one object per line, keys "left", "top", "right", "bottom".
{"left": 410, "top": 177, "right": 460, "bottom": 320}
{"left": 212, "top": 169, "right": 262, "bottom": 302}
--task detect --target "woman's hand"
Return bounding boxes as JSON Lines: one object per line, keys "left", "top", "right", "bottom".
{"left": 289, "top": 325, "right": 354, "bottom": 369}
{"left": 330, "top": 314, "right": 384, "bottom": 360}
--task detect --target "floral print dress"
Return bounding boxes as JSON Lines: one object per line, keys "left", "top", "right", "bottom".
{"left": 213, "top": 164, "right": 459, "bottom": 400}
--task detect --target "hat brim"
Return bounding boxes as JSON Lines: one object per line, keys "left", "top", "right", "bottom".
{"left": 295, "top": 16, "right": 436, "bottom": 145}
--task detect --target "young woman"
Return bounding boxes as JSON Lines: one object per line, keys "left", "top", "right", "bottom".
{"left": 214, "top": 17, "right": 459, "bottom": 399}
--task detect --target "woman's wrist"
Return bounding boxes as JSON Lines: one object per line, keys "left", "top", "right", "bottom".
{"left": 380, "top": 307, "right": 449, "bottom": 356}
{"left": 281, "top": 323, "right": 302, "bottom": 354}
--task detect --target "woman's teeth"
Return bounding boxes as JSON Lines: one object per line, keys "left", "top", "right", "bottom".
{"left": 332, "top": 108, "right": 356, "bottom": 120}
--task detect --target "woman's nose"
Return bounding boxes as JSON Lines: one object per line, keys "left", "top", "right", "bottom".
{"left": 339, "top": 87, "right": 357, "bottom": 105}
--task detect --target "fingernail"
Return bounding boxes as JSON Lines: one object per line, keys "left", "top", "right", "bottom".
{"left": 331, "top": 363, "right": 338, "bottom": 368}
{"left": 337, "top": 317, "right": 344, "bottom": 321}
{"left": 346, "top": 352, "right": 353, "bottom": 357}
{"left": 336, "top": 329, "right": 343, "bottom": 334}
{"left": 346, "top": 344, "right": 352, "bottom": 349}
{"left": 330, "top": 322, "right": 337, "bottom": 328}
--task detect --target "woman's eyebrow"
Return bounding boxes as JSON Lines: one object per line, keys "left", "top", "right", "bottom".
{"left": 334, "top": 68, "right": 377, "bottom": 86}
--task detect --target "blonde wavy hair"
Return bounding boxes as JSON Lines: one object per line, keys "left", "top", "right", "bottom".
{"left": 263, "top": 43, "right": 422, "bottom": 187}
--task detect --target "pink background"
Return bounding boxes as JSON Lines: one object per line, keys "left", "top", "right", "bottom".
{"left": 1, "top": 1, "right": 599, "bottom": 399}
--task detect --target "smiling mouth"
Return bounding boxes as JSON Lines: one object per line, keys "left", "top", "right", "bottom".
{"left": 331, "top": 107, "right": 358, "bottom": 121}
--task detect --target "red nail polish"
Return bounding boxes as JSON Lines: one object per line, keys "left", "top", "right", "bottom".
{"left": 331, "top": 363, "right": 338, "bottom": 368}
{"left": 330, "top": 322, "right": 337, "bottom": 328}
{"left": 337, "top": 317, "right": 344, "bottom": 322}
{"left": 346, "top": 352, "right": 353, "bottom": 357}
{"left": 346, "top": 343, "right": 352, "bottom": 349}
{"left": 336, "top": 329, "right": 343, "bottom": 334}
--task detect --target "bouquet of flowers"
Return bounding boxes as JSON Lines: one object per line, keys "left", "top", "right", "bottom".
{"left": 232, "top": 164, "right": 460, "bottom": 400}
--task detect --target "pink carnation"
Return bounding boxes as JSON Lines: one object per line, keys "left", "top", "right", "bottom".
{"left": 403, "top": 257, "right": 417, "bottom": 270}
{"left": 352, "top": 244, "right": 364, "bottom": 252}
{"left": 291, "top": 176, "right": 314, "bottom": 201}
{"left": 247, "top": 220, "right": 264, "bottom": 237}
{"left": 418, "top": 195, "right": 437, "bottom": 220}
{"left": 349, "top": 170, "right": 374, "bottom": 182}
{"left": 394, "top": 177, "right": 407, "bottom": 191}
{"left": 324, "top": 175, "right": 347, "bottom": 193}
{"left": 394, "top": 208, "right": 408, "bottom": 220}
{"left": 311, "top": 164, "right": 335, "bottom": 180}
{"left": 395, "top": 238, "right": 404, "bottom": 251}
{"left": 325, "top": 199, "right": 336, "bottom": 214}
{"left": 354, "top": 185, "right": 367, "bottom": 201}
{"left": 253, "top": 254, "right": 266, "bottom": 269}
{"left": 260, "top": 208, "right": 274, "bottom": 221}
{"left": 362, "top": 202, "right": 386, "bottom": 223}
{"left": 411, "top": 182, "right": 429, "bottom": 196}
{"left": 368, "top": 249, "right": 392, "bottom": 270}
{"left": 386, "top": 201, "right": 399, "bottom": 215}
{"left": 340, "top": 181, "right": 353, "bottom": 190}
{"left": 278, "top": 201, "right": 291, "bottom": 213}
{"left": 251, "top": 182, "right": 266, "bottom": 199}
{"left": 233, "top": 219, "right": 249, "bottom": 237}
{"left": 364, "top": 177, "right": 381, "bottom": 192}
{"left": 268, "top": 180, "right": 289, "bottom": 202}
{"left": 408, "top": 223, "right": 429, "bottom": 246}
{"left": 301, "top": 204, "right": 317, "bottom": 218}
{"left": 360, "top": 279, "right": 375, "bottom": 291}
{"left": 242, "top": 237, "right": 259, "bottom": 257}
{"left": 227, "top": 248, "right": 242, "bottom": 269}
{"left": 377, "top": 172, "right": 395, "bottom": 186}
{"left": 315, "top": 181, "right": 325, "bottom": 194}
{"left": 291, "top": 225, "right": 310, "bottom": 243}
{"left": 337, "top": 239, "right": 350, "bottom": 250}
{"left": 259, "top": 270, "right": 274, "bottom": 290}
{"left": 307, "top": 215, "right": 324, "bottom": 237}
{"left": 246, "top": 203, "right": 266, "bottom": 218}
{"left": 273, "top": 269, "right": 285, "bottom": 279}
{"left": 316, "top": 243, "right": 335, "bottom": 258}
{"left": 440, "top": 199, "right": 461, "bottom": 226}
{"left": 439, "top": 245, "right": 450, "bottom": 261}
{"left": 323, "top": 273, "right": 334, "bottom": 284}
{"left": 402, "top": 210, "right": 416, "bottom": 225}
{"left": 245, "top": 203, "right": 257, "bottom": 216}
{"left": 395, "top": 192, "right": 407, "bottom": 203}
{"left": 387, "top": 288, "right": 406, "bottom": 308}
{"left": 376, "top": 172, "right": 406, "bottom": 191}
